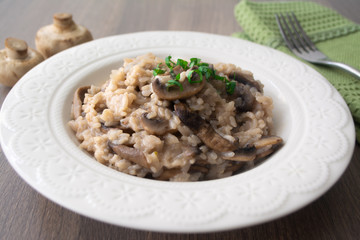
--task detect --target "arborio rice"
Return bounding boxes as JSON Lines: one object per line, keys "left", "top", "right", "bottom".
{"left": 69, "top": 53, "right": 283, "bottom": 181}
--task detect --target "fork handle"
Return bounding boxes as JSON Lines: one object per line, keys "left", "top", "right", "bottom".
{"left": 320, "top": 61, "right": 360, "bottom": 79}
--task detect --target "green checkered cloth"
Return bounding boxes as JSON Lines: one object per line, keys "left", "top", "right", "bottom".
{"left": 233, "top": 0, "right": 360, "bottom": 143}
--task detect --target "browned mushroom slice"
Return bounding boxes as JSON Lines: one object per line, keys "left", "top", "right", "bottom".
{"left": 256, "top": 148, "right": 276, "bottom": 160}
{"left": 140, "top": 112, "right": 174, "bottom": 135}
{"left": 174, "top": 103, "right": 237, "bottom": 152}
{"left": 108, "top": 142, "right": 150, "bottom": 169}
{"left": 172, "top": 65, "right": 183, "bottom": 75}
{"left": 227, "top": 82, "right": 255, "bottom": 112}
{"left": 222, "top": 147, "right": 256, "bottom": 162}
{"left": 254, "top": 136, "right": 283, "bottom": 149}
{"left": 225, "top": 162, "right": 245, "bottom": 173}
{"left": 100, "top": 122, "right": 135, "bottom": 134}
{"left": 231, "top": 71, "right": 262, "bottom": 92}
{"left": 189, "top": 165, "right": 209, "bottom": 174}
{"left": 254, "top": 136, "right": 283, "bottom": 160}
{"left": 152, "top": 73, "right": 205, "bottom": 100}
{"left": 71, "top": 86, "right": 90, "bottom": 119}
{"left": 156, "top": 168, "right": 182, "bottom": 181}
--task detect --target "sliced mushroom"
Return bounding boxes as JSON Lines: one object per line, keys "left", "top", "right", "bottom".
{"left": 156, "top": 168, "right": 182, "bottom": 181}
{"left": 222, "top": 147, "right": 256, "bottom": 162}
{"left": 71, "top": 86, "right": 90, "bottom": 119}
{"left": 231, "top": 71, "right": 262, "bottom": 92}
{"left": 189, "top": 165, "right": 209, "bottom": 174}
{"left": 108, "top": 142, "right": 150, "bottom": 169}
{"left": 152, "top": 73, "right": 205, "bottom": 100}
{"left": 254, "top": 136, "right": 283, "bottom": 149}
{"left": 174, "top": 103, "right": 237, "bottom": 152}
{"left": 254, "top": 136, "right": 283, "bottom": 159}
{"left": 225, "top": 162, "right": 245, "bottom": 173}
{"left": 256, "top": 148, "right": 275, "bottom": 160}
{"left": 100, "top": 122, "right": 135, "bottom": 134}
{"left": 140, "top": 112, "right": 174, "bottom": 135}
{"left": 222, "top": 136, "right": 283, "bottom": 162}
{"left": 172, "top": 65, "right": 183, "bottom": 75}
{"left": 227, "top": 82, "right": 255, "bottom": 112}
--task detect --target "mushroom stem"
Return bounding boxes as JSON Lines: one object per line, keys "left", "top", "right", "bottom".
{"left": 5, "top": 38, "right": 28, "bottom": 59}
{"left": 53, "top": 13, "right": 75, "bottom": 31}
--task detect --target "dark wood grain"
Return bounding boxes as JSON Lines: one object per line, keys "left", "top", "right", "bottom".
{"left": 1, "top": 0, "right": 359, "bottom": 239}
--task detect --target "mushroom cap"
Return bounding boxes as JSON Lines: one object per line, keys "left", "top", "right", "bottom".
{"left": 152, "top": 73, "right": 205, "bottom": 100}
{"left": 35, "top": 13, "right": 93, "bottom": 58}
{"left": 140, "top": 112, "right": 174, "bottom": 135}
{"left": 0, "top": 38, "right": 44, "bottom": 87}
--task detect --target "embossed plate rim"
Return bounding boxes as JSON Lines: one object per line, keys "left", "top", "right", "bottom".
{"left": 0, "top": 31, "right": 355, "bottom": 233}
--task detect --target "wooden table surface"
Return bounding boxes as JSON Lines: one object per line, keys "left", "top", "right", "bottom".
{"left": 1, "top": 0, "right": 359, "bottom": 239}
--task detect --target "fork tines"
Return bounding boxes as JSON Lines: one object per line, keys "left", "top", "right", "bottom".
{"left": 275, "top": 12, "right": 316, "bottom": 54}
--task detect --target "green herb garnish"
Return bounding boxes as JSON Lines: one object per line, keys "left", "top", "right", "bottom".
{"left": 166, "top": 79, "right": 183, "bottom": 91}
{"left": 165, "top": 56, "right": 176, "bottom": 69}
{"left": 225, "top": 81, "right": 236, "bottom": 95}
{"left": 189, "top": 58, "right": 201, "bottom": 68}
{"left": 155, "top": 56, "right": 237, "bottom": 94}
{"left": 187, "top": 69, "right": 203, "bottom": 83}
{"left": 176, "top": 59, "right": 189, "bottom": 70}
{"left": 153, "top": 63, "right": 165, "bottom": 76}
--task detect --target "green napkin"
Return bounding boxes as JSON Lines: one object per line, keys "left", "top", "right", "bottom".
{"left": 233, "top": 0, "right": 360, "bottom": 143}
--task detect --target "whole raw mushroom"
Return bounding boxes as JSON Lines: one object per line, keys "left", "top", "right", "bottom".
{"left": 0, "top": 38, "right": 44, "bottom": 87}
{"left": 35, "top": 13, "right": 93, "bottom": 58}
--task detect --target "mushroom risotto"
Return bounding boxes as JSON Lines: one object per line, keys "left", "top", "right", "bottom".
{"left": 68, "top": 53, "right": 283, "bottom": 181}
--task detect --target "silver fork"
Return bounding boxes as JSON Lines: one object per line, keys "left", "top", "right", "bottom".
{"left": 275, "top": 12, "right": 360, "bottom": 79}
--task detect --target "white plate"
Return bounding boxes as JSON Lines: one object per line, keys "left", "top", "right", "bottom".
{"left": 0, "top": 31, "right": 355, "bottom": 233}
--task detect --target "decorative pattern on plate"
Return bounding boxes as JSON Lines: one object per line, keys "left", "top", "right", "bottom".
{"left": 0, "top": 31, "right": 355, "bottom": 233}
